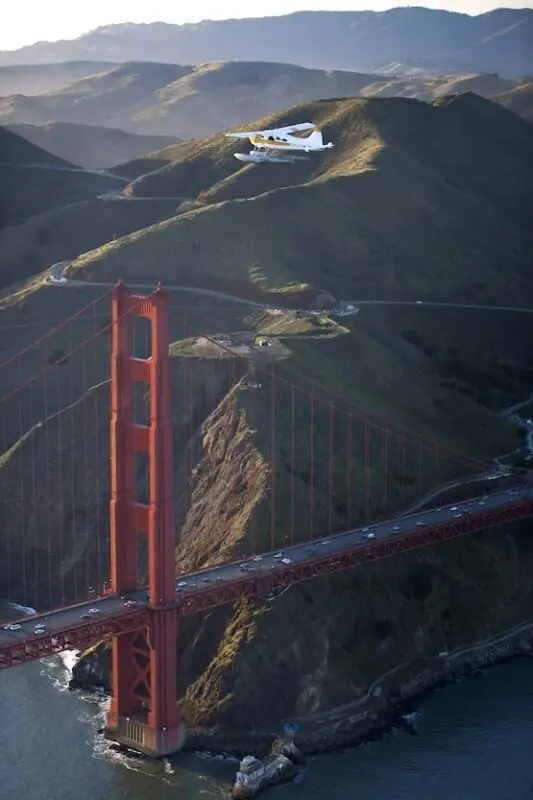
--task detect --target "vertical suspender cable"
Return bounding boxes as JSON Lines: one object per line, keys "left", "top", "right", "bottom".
{"left": 92, "top": 304, "right": 101, "bottom": 594}
{"left": 2, "top": 393, "right": 10, "bottom": 598}
{"left": 18, "top": 357, "right": 27, "bottom": 602}
{"left": 382, "top": 424, "right": 389, "bottom": 509}
{"left": 55, "top": 358, "right": 65, "bottom": 605}
{"left": 418, "top": 439, "right": 423, "bottom": 501}
{"left": 30, "top": 381, "right": 38, "bottom": 609}
{"left": 290, "top": 381, "right": 295, "bottom": 545}
{"left": 270, "top": 367, "right": 276, "bottom": 551}
{"left": 309, "top": 384, "right": 315, "bottom": 540}
{"left": 346, "top": 414, "right": 352, "bottom": 529}
{"left": 400, "top": 436, "right": 406, "bottom": 491}
{"left": 82, "top": 336, "right": 90, "bottom": 598}
{"left": 328, "top": 404, "right": 334, "bottom": 537}
{"left": 68, "top": 322, "right": 77, "bottom": 600}
{"left": 43, "top": 339, "right": 52, "bottom": 609}
{"left": 364, "top": 421, "right": 370, "bottom": 522}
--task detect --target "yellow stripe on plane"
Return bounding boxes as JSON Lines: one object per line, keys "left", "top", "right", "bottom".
{"left": 250, "top": 136, "right": 291, "bottom": 147}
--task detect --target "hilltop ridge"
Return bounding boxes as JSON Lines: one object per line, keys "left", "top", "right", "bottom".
{"left": 0, "top": 125, "right": 72, "bottom": 167}
{"left": 68, "top": 93, "right": 533, "bottom": 309}
{"left": 1, "top": 59, "right": 531, "bottom": 140}
{"left": 2, "top": 82, "right": 533, "bottom": 748}
{"left": 4, "top": 121, "right": 181, "bottom": 169}
{"left": 3, "top": 9, "right": 532, "bottom": 76}
{"left": 0, "top": 126, "right": 124, "bottom": 235}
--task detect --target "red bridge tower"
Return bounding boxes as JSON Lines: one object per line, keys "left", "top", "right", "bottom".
{"left": 104, "top": 281, "right": 185, "bottom": 756}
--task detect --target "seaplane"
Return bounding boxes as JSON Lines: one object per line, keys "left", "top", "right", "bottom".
{"left": 225, "top": 122, "right": 335, "bottom": 164}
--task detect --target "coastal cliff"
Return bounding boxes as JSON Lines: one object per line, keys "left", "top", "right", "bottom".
{"left": 2, "top": 305, "right": 531, "bottom": 750}
{"left": 70, "top": 355, "right": 533, "bottom": 749}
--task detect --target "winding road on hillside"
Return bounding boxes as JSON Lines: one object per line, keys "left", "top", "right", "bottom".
{"left": 46, "top": 263, "right": 533, "bottom": 316}
{"left": 0, "top": 161, "right": 130, "bottom": 182}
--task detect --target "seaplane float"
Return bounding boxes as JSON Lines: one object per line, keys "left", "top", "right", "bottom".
{"left": 225, "top": 122, "right": 335, "bottom": 164}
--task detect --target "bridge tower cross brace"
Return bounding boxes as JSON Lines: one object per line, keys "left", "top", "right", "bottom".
{"left": 104, "top": 280, "right": 185, "bottom": 757}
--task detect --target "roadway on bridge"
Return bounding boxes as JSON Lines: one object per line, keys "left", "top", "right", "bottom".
{"left": 2, "top": 486, "right": 531, "bottom": 647}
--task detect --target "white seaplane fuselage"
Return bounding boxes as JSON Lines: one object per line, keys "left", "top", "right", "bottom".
{"left": 226, "top": 122, "right": 334, "bottom": 164}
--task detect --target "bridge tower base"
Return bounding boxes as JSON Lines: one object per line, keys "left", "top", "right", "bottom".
{"left": 104, "top": 281, "right": 185, "bottom": 757}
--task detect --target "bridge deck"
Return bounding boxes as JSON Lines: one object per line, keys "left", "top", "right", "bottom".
{"left": 1, "top": 486, "right": 533, "bottom": 668}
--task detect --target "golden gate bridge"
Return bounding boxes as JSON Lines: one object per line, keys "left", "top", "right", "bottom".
{"left": 1, "top": 282, "right": 532, "bottom": 756}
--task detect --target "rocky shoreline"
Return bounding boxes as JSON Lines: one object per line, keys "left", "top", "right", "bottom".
{"left": 71, "top": 617, "right": 533, "bottom": 759}
{"left": 182, "top": 619, "right": 533, "bottom": 758}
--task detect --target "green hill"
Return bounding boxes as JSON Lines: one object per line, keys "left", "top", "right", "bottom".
{"left": 0, "top": 124, "right": 71, "bottom": 167}
{"left": 0, "top": 198, "right": 182, "bottom": 290}
{"left": 2, "top": 89, "right": 533, "bottom": 744}
{"left": 5, "top": 121, "right": 181, "bottom": 169}
{"left": 0, "top": 126, "right": 125, "bottom": 230}
{"left": 492, "top": 82, "right": 533, "bottom": 123}
{"left": 0, "top": 61, "right": 117, "bottom": 96}
{"left": 0, "top": 59, "right": 530, "bottom": 142}
{"left": 69, "top": 94, "right": 533, "bottom": 309}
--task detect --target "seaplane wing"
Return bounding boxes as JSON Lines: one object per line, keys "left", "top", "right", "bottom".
{"left": 226, "top": 122, "right": 316, "bottom": 140}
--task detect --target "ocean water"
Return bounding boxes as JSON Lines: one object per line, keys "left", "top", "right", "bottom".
{"left": 1, "top": 649, "right": 533, "bottom": 800}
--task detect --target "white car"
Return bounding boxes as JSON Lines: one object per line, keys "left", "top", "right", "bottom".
{"left": 89, "top": 608, "right": 100, "bottom": 615}
{"left": 362, "top": 532, "right": 375, "bottom": 539}
{"left": 3, "top": 623, "right": 21, "bottom": 631}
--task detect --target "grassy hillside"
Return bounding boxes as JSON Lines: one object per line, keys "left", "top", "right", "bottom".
{"left": 0, "top": 61, "right": 116, "bottom": 96}
{"left": 492, "top": 82, "right": 533, "bottom": 123}
{"left": 0, "top": 198, "right": 181, "bottom": 290}
{"left": 5, "top": 122, "right": 181, "bottom": 169}
{"left": 68, "top": 94, "right": 533, "bottom": 309}
{"left": 0, "top": 125, "right": 71, "bottom": 167}
{"left": 2, "top": 87, "right": 533, "bottom": 741}
{"left": 0, "top": 126, "right": 125, "bottom": 230}
{"left": 0, "top": 60, "right": 530, "bottom": 141}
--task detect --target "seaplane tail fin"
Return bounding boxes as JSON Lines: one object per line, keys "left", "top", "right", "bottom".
{"left": 299, "top": 128, "right": 326, "bottom": 149}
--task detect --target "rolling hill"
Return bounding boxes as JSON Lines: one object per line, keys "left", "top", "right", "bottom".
{"left": 0, "top": 61, "right": 117, "bottom": 96}
{"left": 67, "top": 93, "right": 533, "bottom": 311}
{"left": 2, "top": 89, "right": 533, "bottom": 741}
{"left": 492, "top": 82, "right": 533, "bottom": 123}
{"left": 2, "top": 9, "right": 532, "bottom": 76}
{"left": 0, "top": 60, "right": 530, "bottom": 141}
{"left": 0, "top": 124, "right": 70, "bottom": 167}
{"left": 0, "top": 197, "right": 183, "bottom": 290}
{"left": 0, "top": 126, "right": 124, "bottom": 230}
{"left": 4, "top": 122, "right": 181, "bottom": 169}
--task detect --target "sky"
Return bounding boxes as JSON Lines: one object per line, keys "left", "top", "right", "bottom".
{"left": 0, "top": 0, "right": 531, "bottom": 52}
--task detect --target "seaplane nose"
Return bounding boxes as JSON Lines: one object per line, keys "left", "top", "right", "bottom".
{"left": 234, "top": 153, "right": 247, "bottom": 161}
